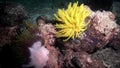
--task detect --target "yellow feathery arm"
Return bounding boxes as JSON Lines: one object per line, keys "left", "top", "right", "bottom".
{"left": 54, "top": 2, "right": 91, "bottom": 41}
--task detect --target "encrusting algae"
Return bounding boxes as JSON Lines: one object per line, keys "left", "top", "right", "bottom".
{"left": 54, "top": 2, "right": 91, "bottom": 41}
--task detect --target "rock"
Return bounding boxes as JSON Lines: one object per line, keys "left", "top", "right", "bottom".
{"left": 45, "top": 45, "right": 59, "bottom": 68}
{"left": 57, "top": 49, "right": 105, "bottom": 68}
{"left": 0, "top": 26, "right": 18, "bottom": 47}
{"left": 0, "top": 2, "right": 28, "bottom": 27}
{"left": 36, "top": 16, "right": 56, "bottom": 46}
{"left": 55, "top": 10, "right": 119, "bottom": 68}
{"left": 68, "top": 10, "right": 120, "bottom": 53}
{"left": 108, "top": 28, "right": 120, "bottom": 51}
{"left": 71, "top": 57, "right": 82, "bottom": 68}
{"left": 0, "top": 2, "right": 29, "bottom": 48}
{"left": 92, "top": 48, "right": 120, "bottom": 68}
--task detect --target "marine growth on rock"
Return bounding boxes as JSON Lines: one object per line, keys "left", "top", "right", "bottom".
{"left": 54, "top": 2, "right": 91, "bottom": 41}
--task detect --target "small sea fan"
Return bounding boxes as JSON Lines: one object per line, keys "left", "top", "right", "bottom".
{"left": 54, "top": 2, "right": 91, "bottom": 41}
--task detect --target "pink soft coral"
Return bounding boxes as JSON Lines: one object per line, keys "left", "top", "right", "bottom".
{"left": 29, "top": 41, "right": 49, "bottom": 68}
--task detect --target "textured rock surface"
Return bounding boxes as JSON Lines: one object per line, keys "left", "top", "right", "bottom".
{"left": 0, "top": 26, "right": 18, "bottom": 47}
{"left": 57, "top": 47, "right": 105, "bottom": 68}
{"left": 0, "top": 1, "right": 120, "bottom": 68}
{"left": 55, "top": 10, "right": 120, "bottom": 68}
{"left": 69, "top": 10, "right": 119, "bottom": 53}
{"left": 0, "top": 2, "right": 28, "bottom": 26}
{"left": 108, "top": 26, "right": 120, "bottom": 51}
{"left": 92, "top": 48, "right": 120, "bottom": 68}
{"left": 0, "top": 2, "right": 28, "bottom": 47}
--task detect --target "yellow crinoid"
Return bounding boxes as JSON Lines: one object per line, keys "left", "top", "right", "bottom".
{"left": 54, "top": 2, "right": 91, "bottom": 41}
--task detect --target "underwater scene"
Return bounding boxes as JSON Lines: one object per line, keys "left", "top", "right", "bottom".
{"left": 0, "top": 0, "right": 120, "bottom": 68}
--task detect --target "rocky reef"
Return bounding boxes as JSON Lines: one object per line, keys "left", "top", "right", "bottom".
{"left": 0, "top": 1, "right": 120, "bottom": 68}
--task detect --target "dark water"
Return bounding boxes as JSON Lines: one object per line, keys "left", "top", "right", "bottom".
{"left": 0, "top": 0, "right": 120, "bottom": 22}
{"left": 0, "top": 0, "right": 87, "bottom": 22}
